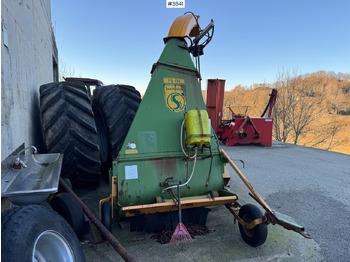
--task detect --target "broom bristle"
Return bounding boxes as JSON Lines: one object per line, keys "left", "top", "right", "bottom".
{"left": 169, "top": 223, "right": 194, "bottom": 245}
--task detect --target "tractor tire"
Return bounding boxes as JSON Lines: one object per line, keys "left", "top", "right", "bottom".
{"left": 50, "top": 193, "right": 85, "bottom": 239}
{"left": 40, "top": 81, "right": 101, "bottom": 188}
{"left": 238, "top": 204, "right": 268, "bottom": 247}
{"left": 1, "top": 205, "right": 85, "bottom": 262}
{"left": 92, "top": 85, "right": 141, "bottom": 178}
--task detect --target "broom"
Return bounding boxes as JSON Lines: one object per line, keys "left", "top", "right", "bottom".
{"left": 169, "top": 185, "right": 194, "bottom": 245}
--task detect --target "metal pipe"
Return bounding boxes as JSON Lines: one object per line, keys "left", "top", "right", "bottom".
{"left": 193, "top": 20, "right": 214, "bottom": 44}
{"left": 16, "top": 145, "right": 37, "bottom": 161}
{"left": 59, "top": 178, "right": 136, "bottom": 262}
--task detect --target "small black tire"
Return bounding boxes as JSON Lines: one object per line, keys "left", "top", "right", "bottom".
{"left": 40, "top": 81, "right": 101, "bottom": 188}
{"left": 1, "top": 205, "right": 85, "bottom": 262}
{"left": 238, "top": 204, "right": 268, "bottom": 247}
{"left": 92, "top": 85, "right": 141, "bottom": 179}
{"left": 101, "top": 202, "right": 112, "bottom": 232}
{"left": 50, "top": 193, "right": 85, "bottom": 239}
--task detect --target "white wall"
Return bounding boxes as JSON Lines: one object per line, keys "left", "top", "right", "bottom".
{"left": 1, "top": 0, "right": 57, "bottom": 160}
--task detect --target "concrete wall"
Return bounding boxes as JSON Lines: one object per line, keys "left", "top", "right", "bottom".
{"left": 1, "top": 0, "right": 58, "bottom": 160}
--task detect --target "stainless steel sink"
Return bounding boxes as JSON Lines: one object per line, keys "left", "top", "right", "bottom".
{"left": 1, "top": 153, "right": 63, "bottom": 205}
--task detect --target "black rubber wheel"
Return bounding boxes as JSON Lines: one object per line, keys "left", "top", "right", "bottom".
{"left": 238, "top": 204, "right": 268, "bottom": 247}
{"left": 40, "top": 81, "right": 101, "bottom": 188}
{"left": 101, "top": 202, "right": 112, "bottom": 232}
{"left": 92, "top": 85, "right": 141, "bottom": 178}
{"left": 1, "top": 205, "right": 85, "bottom": 262}
{"left": 50, "top": 193, "right": 85, "bottom": 239}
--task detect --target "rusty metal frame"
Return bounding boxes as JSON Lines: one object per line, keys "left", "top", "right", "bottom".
{"left": 99, "top": 176, "right": 118, "bottom": 221}
{"left": 121, "top": 195, "right": 238, "bottom": 217}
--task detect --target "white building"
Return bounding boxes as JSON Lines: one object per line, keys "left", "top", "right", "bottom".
{"left": 1, "top": 0, "right": 58, "bottom": 160}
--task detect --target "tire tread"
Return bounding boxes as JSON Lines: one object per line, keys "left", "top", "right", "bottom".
{"left": 40, "top": 81, "right": 101, "bottom": 188}
{"left": 92, "top": 85, "right": 141, "bottom": 177}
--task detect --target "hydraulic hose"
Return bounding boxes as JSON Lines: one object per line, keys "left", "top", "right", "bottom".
{"left": 163, "top": 118, "right": 198, "bottom": 192}
{"left": 162, "top": 147, "right": 198, "bottom": 192}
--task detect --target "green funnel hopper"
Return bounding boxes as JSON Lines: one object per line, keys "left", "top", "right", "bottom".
{"left": 113, "top": 37, "right": 230, "bottom": 210}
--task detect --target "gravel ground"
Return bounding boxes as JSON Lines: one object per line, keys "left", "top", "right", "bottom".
{"left": 77, "top": 141, "right": 350, "bottom": 261}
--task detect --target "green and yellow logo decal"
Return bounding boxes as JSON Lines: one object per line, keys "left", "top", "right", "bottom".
{"left": 164, "top": 78, "right": 186, "bottom": 112}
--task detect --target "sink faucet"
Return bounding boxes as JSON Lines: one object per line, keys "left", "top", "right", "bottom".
{"left": 13, "top": 146, "right": 38, "bottom": 169}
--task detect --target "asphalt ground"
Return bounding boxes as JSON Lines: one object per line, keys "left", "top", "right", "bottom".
{"left": 77, "top": 141, "right": 350, "bottom": 262}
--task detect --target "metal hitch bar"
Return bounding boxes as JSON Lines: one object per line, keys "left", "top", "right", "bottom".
{"left": 221, "top": 149, "right": 312, "bottom": 239}
{"left": 249, "top": 192, "right": 311, "bottom": 239}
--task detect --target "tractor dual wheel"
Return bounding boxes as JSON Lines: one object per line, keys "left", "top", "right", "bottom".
{"left": 40, "top": 81, "right": 101, "bottom": 188}
{"left": 92, "top": 85, "right": 141, "bottom": 180}
{"left": 238, "top": 204, "right": 268, "bottom": 247}
{"left": 1, "top": 205, "right": 85, "bottom": 262}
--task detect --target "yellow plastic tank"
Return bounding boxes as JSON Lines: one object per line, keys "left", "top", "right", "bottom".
{"left": 185, "top": 109, "right": 211, "bottom": 145}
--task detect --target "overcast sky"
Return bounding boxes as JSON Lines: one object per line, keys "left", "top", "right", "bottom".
{"left": 51, "top": 0, "right": 350, "bottom": 95}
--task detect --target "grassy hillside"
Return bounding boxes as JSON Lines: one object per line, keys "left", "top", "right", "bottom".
{"left": 204, "top": 71, "right": 350, "bottom": 155}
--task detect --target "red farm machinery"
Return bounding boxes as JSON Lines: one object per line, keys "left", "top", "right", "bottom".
{"left": 206, "top": 79, "right": 277, "bottom": 147}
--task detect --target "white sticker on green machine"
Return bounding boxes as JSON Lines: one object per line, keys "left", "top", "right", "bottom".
{"left": 125, "top": 165, "right": 138, "bottom": 180}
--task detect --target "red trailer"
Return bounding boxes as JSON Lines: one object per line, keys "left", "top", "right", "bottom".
{"left": 206, "top": 79, "right": 277, "bottom": 147}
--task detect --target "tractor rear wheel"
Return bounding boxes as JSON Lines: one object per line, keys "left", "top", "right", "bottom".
{"left": 238, "top": 204, "right": 268, "bottom": 247}
{"left": 92, "top": 85, "right": 141, "bottom": 179}
{"left": 40, "top": 81, "right": 101, "bottom": 188}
